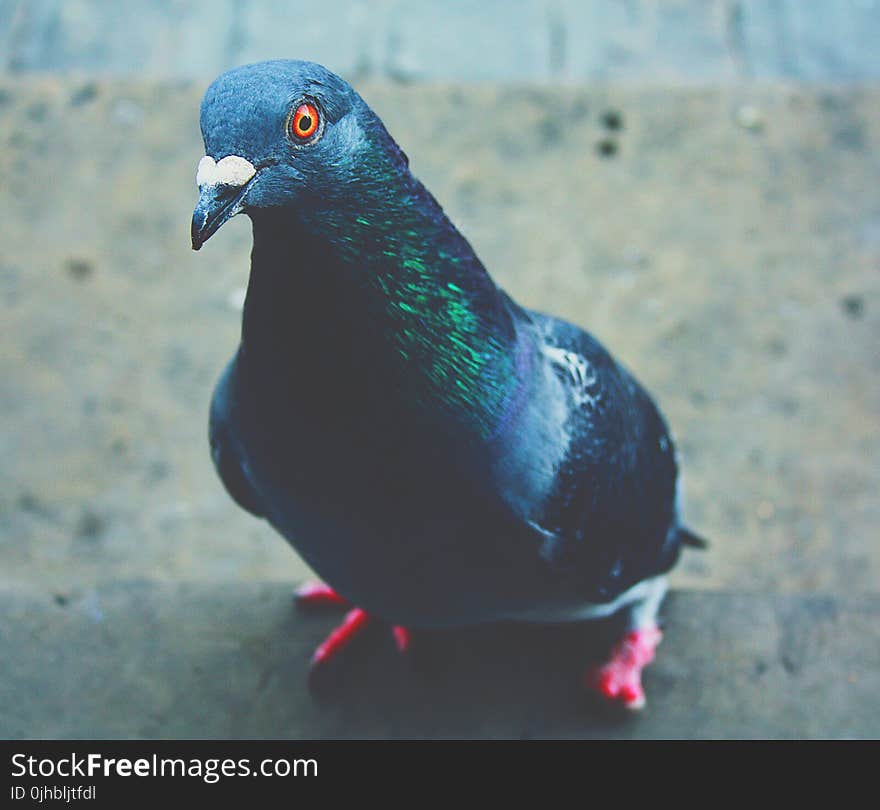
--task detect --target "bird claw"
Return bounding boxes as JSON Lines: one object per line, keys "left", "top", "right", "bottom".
{"left": 294, "top": 581, "right": 351, "bottom": 608}
{"left": 585, "top": 625, "right": 662, "bottom": 710}
{"left": 295, "top": 581, "right": 411, "bottom": 669}
{"left": 391, "top": 625, "right": 412, "bottom": 654}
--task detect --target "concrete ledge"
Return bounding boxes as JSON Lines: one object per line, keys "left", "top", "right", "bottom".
{"left": 2, "top": 79, "right": 878, "bottom": 740}
{"left": 2, "top": 582, "right": 877, "bottom": 739}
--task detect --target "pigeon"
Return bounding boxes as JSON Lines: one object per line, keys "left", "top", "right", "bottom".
{"left": 192, "top": 60, "right": 704, "bottom": 710}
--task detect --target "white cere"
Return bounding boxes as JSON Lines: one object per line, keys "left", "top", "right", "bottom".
{"left": 196, "top": 154, "right": 256, "bottom": 189}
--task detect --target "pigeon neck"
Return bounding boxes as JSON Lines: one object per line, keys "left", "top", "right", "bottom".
{"left": 243, "top": 177, "right": 524, "bottom": 440}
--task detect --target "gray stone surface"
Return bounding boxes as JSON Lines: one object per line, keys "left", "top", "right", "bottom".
{"left": 2, "top": 79, "right": 878, "bottom": 597}
{"left": 1, "top": 75, "right": 878, "bottom": 739}
{"left": 2, "top": 1, "right": 880, "bottom": 82}
{"left": 1, "top": 582, "right": 877, "bottom": 739}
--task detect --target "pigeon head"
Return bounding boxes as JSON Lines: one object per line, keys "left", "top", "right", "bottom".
{"left": 192, "top": 60, "right": 397, "bottom": 250}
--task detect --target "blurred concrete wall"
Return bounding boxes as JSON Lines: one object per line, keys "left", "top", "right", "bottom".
{"left": 2, "top": 0, "right": 879, "bottom": 82}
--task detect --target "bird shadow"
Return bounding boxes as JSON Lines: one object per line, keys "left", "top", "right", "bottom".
{"left": 289, "top": 611, "right": 642, "bottom": 738}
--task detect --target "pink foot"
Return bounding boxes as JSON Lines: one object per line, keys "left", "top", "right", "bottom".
{"left": 585, "top": 625, "right": 663, "bottom": 710}
{"left": 295, "top": 581, "right": 351, "bottom": 608}
{"left": 295, "top": 581, "right": 410, "bottom": 669}
{"left": 391, "top": 625, "right": 412, "bottom": 654}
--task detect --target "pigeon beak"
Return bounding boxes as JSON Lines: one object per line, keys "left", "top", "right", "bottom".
{"left": 191, "top": 155, "right": 257, "bottom": 251}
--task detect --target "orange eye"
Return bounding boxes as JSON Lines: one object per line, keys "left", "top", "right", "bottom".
{"left": 290, "top": 103, "right": 320, "bottom": 140}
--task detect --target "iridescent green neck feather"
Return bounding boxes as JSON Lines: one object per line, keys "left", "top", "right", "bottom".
{"left": 247, "top": 123, "right": 523, "bottom": 440}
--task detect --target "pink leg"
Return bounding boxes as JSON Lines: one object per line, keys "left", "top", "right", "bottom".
{"left": 585, "top": 624, "right": 663, "bottom": 710}
{"left": 295, "top": 581, "right": 411, "bottom": 669}
{"left": 311, "top": 607, "right": 371, "bottom": 667}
